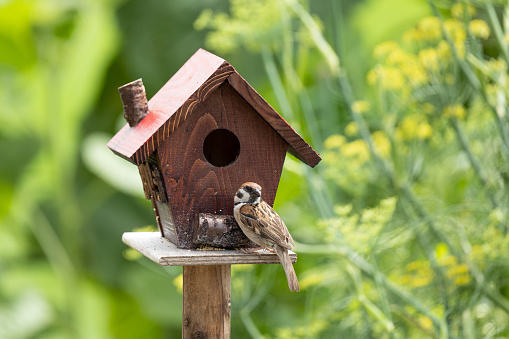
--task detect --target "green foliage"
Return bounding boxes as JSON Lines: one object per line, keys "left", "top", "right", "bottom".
{"left": 2, "top": 0, "right": 509, "bottom": 338}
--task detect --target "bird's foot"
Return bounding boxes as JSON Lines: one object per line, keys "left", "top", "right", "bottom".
{"left": 240, "top": 247, "right": 265, "bottom": 256}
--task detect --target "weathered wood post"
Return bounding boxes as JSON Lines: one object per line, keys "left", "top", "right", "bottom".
{"left": 122, "top": 232, "right": 296, "bottom": 338}
{"left": 108, "top": 49, "right": 320, "bottom": 338}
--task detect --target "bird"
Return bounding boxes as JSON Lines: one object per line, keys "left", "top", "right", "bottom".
{"left": 233, "top": 182, "right": 300, "bottom": 292}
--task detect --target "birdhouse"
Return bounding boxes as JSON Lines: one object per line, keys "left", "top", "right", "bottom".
{"left": 108, "top": 48, "right": 321, "bottom": 249}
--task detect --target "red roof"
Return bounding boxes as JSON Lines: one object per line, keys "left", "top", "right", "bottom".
{"left": 107, "top": 48, "right": 321, "bottom": 168}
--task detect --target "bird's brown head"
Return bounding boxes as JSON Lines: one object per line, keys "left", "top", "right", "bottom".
{"left": 234, "top": 182, "right": 262, "bottom": 205}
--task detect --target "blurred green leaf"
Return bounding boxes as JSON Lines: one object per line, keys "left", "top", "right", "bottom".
{"left": 81, "top": 133, "right": 143, "bottom": 197}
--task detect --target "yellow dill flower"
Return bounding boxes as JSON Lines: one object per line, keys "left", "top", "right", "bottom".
{"left": 451, "top": 3, "right": 476, "bottom": 19}
{"left": 410, "top": 275, "right": 433, "bottom": 288}
{"left": 372, "top": 130, "right": 391, "bottom": 156}
{"left": 454, "top": 274, "right": 472, "bottom": 286}
{"left": 368, "top": 66, "right": 405, "bottom": 90}
{"left": 387, "top": 48, "right": 414, "bottom": 66}
{"left": 418, "top": 48, "right": 440, "bottom": 72}
{"left": 447, "top": 263, "right": 469, "bottom": 277}
{"left": 469, "top": 19, "right": 490, "bottom": 40}
{"left": 324, "top": 134, "right": 346, "bottom": 149}
{"left": 173, "top": 274, "right": 183, "bottom": 293}
{"left": 444, "top": 18, "right": 467, "bottom": 44}
{"left": 345, "top": 122, "right": 359, "bottom": 136}
{"left": 300, "top": 272, "right": 325, "bottom": 289}
{"left": 406, "top": 260, "right": 426, "bottom": 271}
{"left": 419, "top": 16, "right": 442, "bottom": 41}
{"left": 403, "top": 28, "right": 421, "bottom": 44}
{"left": 418, "top": 315, "right": 434, "bottom": 331}
{"left": 367, "top": 68, "right": 378, "bottom": 85}
{"left": 416, "top": 123, "right": 432, "bottom": 139}
{"left": 485, "top": 58, "right": 507, "bottom": 75}
{"left": 351, "top": 100, "right": 370, "bottom": 114}
{"left": 340, "top": 139, "right": 370, "bottom": 162}
{"left": 373, "top": 41, "right": 400, "bottom": 59}
{"left": 381, "top": 67, "right": 405, "bottom": 90}
{"left": 397, "top": 115, "right": 421, "bottom": 140}
{"left": 438, "top": 254, "right": 458, "bottom": 267}
{"left": 443, "top": 104, "right": 466, "bottom": 119}
{"left": 437, "top": 40, "right": 452, "bottom": 60}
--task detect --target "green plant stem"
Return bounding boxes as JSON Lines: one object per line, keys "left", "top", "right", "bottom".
{"left": 450, "top": 118, "right": 501, "bottom": 210}
{"left": 296, "top": 242, "right": 445, "bottom": 334}
{"left": 261, "top": 46, "right": 296, "bottom": 123}
{"left": 428, "top": 0, "right": 509, "bottom": 163}
{"left": 486, "top": 4, "right": 509, "bottom": 65}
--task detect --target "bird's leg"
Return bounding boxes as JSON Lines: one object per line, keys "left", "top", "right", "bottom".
{"left": 240, "top": 247, "right": 265, "bottom": 256}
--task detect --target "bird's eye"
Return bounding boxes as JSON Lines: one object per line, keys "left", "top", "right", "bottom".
{"left": 236, "top": 192, "right": 244, "bottom": 199}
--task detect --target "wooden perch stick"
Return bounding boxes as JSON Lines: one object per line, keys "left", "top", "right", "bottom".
{"left": 119, "top": 78, "right": 149, "bottom": 127}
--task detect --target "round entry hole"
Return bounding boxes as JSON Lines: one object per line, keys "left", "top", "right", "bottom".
{"left": 203, "top": 129, "right": 240, "bottom": 167}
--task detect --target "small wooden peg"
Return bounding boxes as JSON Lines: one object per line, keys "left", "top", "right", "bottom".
{"left": 119, "top": 78, "right": 149, "bottom": 127}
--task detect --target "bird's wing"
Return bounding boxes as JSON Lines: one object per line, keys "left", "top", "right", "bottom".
{"left": 239, "top": 202, "right": 293, "bottom": 250}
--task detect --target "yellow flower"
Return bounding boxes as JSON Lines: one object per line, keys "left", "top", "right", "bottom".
{"left": 454, "top": 274, "right": 472, "bottom": 286}
{"left": 451, "top": 3, "right": 476, "bottom": 19}
{"left": 372, "top": 130, "right": 391, "bottom": 156}
{"left": 397, "top": 115, "right": 431, "bottom": 141}
{"left": 418, "top": 48, "right": 440, "bottom": 72}
{"left": 340, "top": 139, "right": 370, "bottom": 163}
{"left": 469, "top": 19, "right": 490, "bottom": 40}
{"left": 406, "top": 260, "right": 426, "bottom": 271}
{"left": 410, "top": 275, "right": 433, "bottom": 288}
{"left": 447, "top": 263, "right": 469, "bottom": 277}
{"left": 485, "top": 58, "right": 507, "bottom": 76}
{"left": 324, "top": 134, "right": 346, "bottom": 149}
{"left": 373, "top": 41, "right": 399, "bottom": 59}
{"left": 438, "top": 254, "right": 458, "bottom": 267}
{"left": 345, "top": 122, "right": 359, "bottom": 136}
{"left": 443, "top": 104, "right": 466, "bottom": 119}
{"left": 376, "top": 66, "right": 405, "bottom": 90}
{"left": 387, "top": 48, "right": 413, "bottom": 66}
{"left": 437, "top": 40, "right": 452, "bottom": 60}
{"left": 444, "top": 18, "right": 467, "bottom": 43}
{"left": 419, "top": 16, "right": 442, "bottom": 41}
{"left": 351, "top": 100, "right": 370, "bottom": 114}
{"left": 300, "top": 273, "right": 325, "bottom": 289}
{"left": 416, "top": 123, "right": 432, "bottom": 139}
{"left": 505, "top": 33, "right": 509, "bottom": 45}
{"left": 418, "top": 315, "right": 434, "bottom": 331}
{"left": 173, "top": 274, "right": 183, "bottom": 293}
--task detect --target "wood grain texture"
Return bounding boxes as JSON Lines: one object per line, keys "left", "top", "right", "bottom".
{"left": 183, "top": 265, "right": 231, "bottom": 339}
{"left": 154, "top": 200, "right": 178, "bottom": 245}
{"left": 108, "top": 48, "right": 321, "bottom": 169}
{"left": 227, "top": 72, "right": 322, "bottom": 168}
{"left": 118, "top": 79, "right": 149, "bottom": 127}
{"left": 158, "top": 81, "right": 288, "bottom": 249}
{"left": 122, "top": 232, "right": 297, "bottom": 266}
{"left": 107, "top": 49, "right": 233, "bottom": 165}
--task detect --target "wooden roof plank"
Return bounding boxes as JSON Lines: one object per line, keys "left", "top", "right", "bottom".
{"left": 108, "top": 49, "right": 321, "bottom": 168}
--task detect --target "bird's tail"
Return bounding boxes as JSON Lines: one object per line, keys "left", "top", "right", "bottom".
{"left": 277, "top": 248, "right": 300, "bottom": 292}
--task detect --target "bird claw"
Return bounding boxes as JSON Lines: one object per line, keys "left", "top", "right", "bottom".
{"left": 240, "top": 247, "right": 275, "bottom": 256}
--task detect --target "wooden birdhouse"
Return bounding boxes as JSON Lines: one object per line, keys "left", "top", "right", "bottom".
{"left": 108, "top": 48, "right": 321, "bottom": 250}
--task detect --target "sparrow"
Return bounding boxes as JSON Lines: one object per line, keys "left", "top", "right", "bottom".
{"left": 233, "top": 182, "right": 300, "bottom": 292}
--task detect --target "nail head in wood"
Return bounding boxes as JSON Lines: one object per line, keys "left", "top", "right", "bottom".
{"left": 119, "top": 78, "right": 149, "bottom": 127}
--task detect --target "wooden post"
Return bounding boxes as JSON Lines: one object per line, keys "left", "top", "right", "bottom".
{"left": 122, "top": 232, "right": 297, "bottom": 338}
{"left": 183, "top": 265, "right": 231, "bottom": 339}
